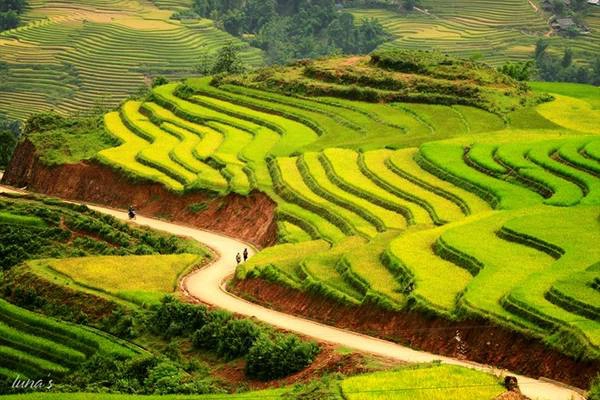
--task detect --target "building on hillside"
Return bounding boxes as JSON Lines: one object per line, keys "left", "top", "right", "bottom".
{"left": 550, "top": 17, "right": 577, "bottom": 31}
{"left": 588, "top": 0, "right": 599, "bottom": 6}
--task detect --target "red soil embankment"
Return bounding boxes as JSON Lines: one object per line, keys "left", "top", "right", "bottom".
{"left": 2, "top": 140, "right": 277, "bottom": 247}
{"left": 232, "top": 277, "right": 599, "bottom": 390}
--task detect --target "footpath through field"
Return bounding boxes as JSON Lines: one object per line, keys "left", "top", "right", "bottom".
{"left": 0, "top": 181, "right": 585, "bottom": 400}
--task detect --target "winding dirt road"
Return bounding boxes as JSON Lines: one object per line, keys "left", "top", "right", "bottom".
{"left": 0, "top": 183, "right": 585, "bottom": 400}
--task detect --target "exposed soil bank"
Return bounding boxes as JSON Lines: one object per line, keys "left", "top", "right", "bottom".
{"left": 2, "top": 140, "right": 277, "bottom": 247}
{"left": 231, "top": 277, "right": 599, "bottom": 390}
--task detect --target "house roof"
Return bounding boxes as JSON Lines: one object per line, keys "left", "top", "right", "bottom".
{"left": 555, "top": 18, "right": 576, "bottom": 29}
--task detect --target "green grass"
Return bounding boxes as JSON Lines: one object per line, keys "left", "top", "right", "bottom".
{"left": 418, "top": 142, "right": 544, "bottom": 209}
{"left": 320, "top": 148, "right": 432, "bottom": 226}
{"left": 385, "top": 215, "right": 491, "bottom": 316}
{"left": 547, "top": 262, "right": 600, "bottom": 321}
{"left": 238, "top": 239, "right": 330, "bottom": 284}
{"left": 300, "top": 236, "right": 367, "bottom": 303}
{"left": 500, "top": 206, "right": 600, "bottom": 357}
{"left": 300, "top": 152, "right": 407, "bottom": 232}
{"left": 40, "top": 254, "right": 203, "bottom": 306}
{"left": 494, "top": 141, "right": 584, "bottom": 206}
{"left": 273, "top": 156, "right": 375, "bottom": 238}
{"left": 387, "top": 148, "right": 491, "bottom": 216}
{"left": 0, "top": 212, "right": 46, "bottom": 227}
{"left": 342, "top": 364, "right": 504, "bottom": 400}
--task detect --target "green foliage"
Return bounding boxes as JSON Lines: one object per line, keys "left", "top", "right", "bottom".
{"left": 0, "top": 0, "right": 25, "bottom": 31}
{"left": 0, "top": 128, "right": 17, "bottom": 168}
{"left": 187, "top": 202, "right": 208, "bottom": 213}
{"left": 24, "top": 113, "right": 117, "bottom": 166}
{"left": 211, "top": 43, "right": 246, "bottom": 75}
{"left": 152, "top": 76, "right": 169, "bottom": 88}
{"left": 191, "top": 0, "right": 387, "bottom": 64}
{"left": 150, "top": 296, "right": 210, "bottom": 339}
{"left": 498, "top": 61, "right": 534, "bottom": 81}
{"left": 152, "top": 296, "right": 319, "bottom": 379}
{"left": 245, "top": 333, "right": 320, "bottom": 380}
{"left": 0, "top": 194, "right": 206, "bottom": 271}
{"left": 535, "top": 42, "right": 600, "bottom": 85}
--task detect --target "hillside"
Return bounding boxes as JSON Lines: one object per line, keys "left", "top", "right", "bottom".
{"left": 349, "top": 0, "right": 600, "bottom": 66}
{"left": 2, "top": 49, "right": 599, "bottom": 396}
{"left": 0, "top": 0, "right": 262, "bottom": 120}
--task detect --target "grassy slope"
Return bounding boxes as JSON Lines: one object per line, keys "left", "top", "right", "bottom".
{"left": 38, "top": 254, "right": 203, "bottom": 306}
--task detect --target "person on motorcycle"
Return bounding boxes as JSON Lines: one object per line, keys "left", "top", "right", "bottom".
{"left": 128, "top": 205, "right": 136, "bottom": 220}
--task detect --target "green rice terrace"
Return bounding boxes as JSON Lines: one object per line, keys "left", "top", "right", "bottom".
{"left": 1, "top": 48, "right": 600, "bottom": 398}
{"left": 349, "top": 0, "right": 600, "bottom": 66}
{"left": 0, "top": 0, "right": 263, "bottom": 120}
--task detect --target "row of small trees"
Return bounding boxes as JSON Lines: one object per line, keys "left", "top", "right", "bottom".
{"left": 498, "top": 40, "right": 600, "bottom": 85}
{"left": 151, "top": 296, "right": 320, "bottom": 380}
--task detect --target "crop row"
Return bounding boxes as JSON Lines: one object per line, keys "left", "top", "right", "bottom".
{"left": 0, "top": 298, "right": 141, "bottom": 378}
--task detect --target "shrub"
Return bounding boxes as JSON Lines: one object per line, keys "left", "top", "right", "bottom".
{"left": 246, "top": 333, "right": 320, "bottom": 380}
{"left": 150, "top": 296, "right": 210, "bottom": 338}
{"left": 216, "top": 318, "right": 263, "bottom": 360}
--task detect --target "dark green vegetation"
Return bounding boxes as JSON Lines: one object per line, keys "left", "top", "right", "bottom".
{"left": 533, "top": 40, "right": 600, "bottom": 86}
{"left": 182, "top": 0, "right": 388, "bottom": 64}
{"left": 0, "top": 114, "right": 20, "bottom": 168}
{"left": 154, "top": 296, "right": 319, "bottom": 380}
{"left": 22, "top": 112, "right": 118, "bottom": 166}
{"left": 0, "top": 0, "right": 26, "bottom": 31}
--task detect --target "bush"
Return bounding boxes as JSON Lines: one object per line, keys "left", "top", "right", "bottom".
{"left": 150, "top": 295, "right": 210, "bottom": 338}
{"left": 246, "top": 334, "right": 320, "bottom": 380}
{"left": 192, "top": 317, "right": 262, "bottom": 360}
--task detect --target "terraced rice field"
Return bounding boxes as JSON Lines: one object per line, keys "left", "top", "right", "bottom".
{"left": 0, "top": 0, "right": 263, "bottom": 120}
{"left": 50, "top": 71, "right": 600, "bottom": 361}
{"left": 349, "top": 1, "right": 600, "bottom": 66}
{"left": 0, "top": 297, "right": 143, "bottom": 380}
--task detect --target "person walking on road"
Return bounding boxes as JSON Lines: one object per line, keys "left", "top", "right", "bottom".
{"left": 243, "top": 248, "right": 249, "bottom": 262}
{"left": 236, "top": 252, "right": 241, "bottom": 265}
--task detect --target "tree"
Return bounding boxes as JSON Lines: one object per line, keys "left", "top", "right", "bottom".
{"left": 561, "top": 48, "right": 573, "bottom": 68}
{"left": 0, "top": 129, "right": 17, "bottom": 168}
{"left": 0, "top": 115, "right": 20, "bottom": 169}
{"left": 221, "top": 8, "right": 245, "bottom": 36}
{"left": 551, "top": 0, "right": 567, "bottom": 15}
{"left": 591, "top": 57, "right": 600, "bottom": 86}
{"left": 0, "top": 0, "right": 26, "bottom": 13}
{"left": 403, "top": 0, "right": 421, "bottom": 11}
{"left": 498, "top": 61, "right": 535, "bottom": 81}
{"left": 0, "top": 10, "right": 19, "bottom": 30}
{"left": 211, "top": 42, "right": 245, "bottom": 74}
{"left": 151, "top": 76, "right": 168, "bottom": 88}
{"left": 243, "top": 0, "right": 276, "bottom": 33}
{"left": 534, "top": 39, "right": 549, "bottom": 60}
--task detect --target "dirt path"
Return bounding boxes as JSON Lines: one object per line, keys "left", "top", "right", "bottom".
{"left": 528, "top": 0, "right": 539, "bottom": 13}
{"left": 0, "top": 184, "right": 585, "bottom": 400}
